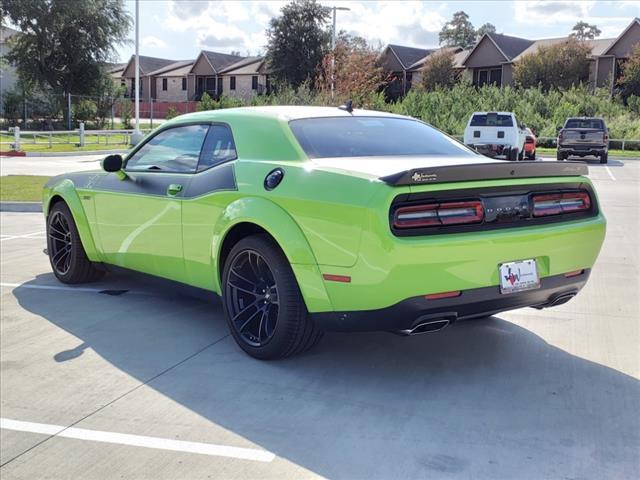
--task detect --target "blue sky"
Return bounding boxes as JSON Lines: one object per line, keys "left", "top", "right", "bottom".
{"left": 117, "top": 0, "right": 640, "bottom": 62}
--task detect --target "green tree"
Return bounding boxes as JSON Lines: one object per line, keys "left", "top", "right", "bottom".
{"left": 420, "top": 50, "right": 458, "bottom": 91}
{"left": 73, "top": 99, "right": 98, "bottom": 125}
{"left": 316, "top": 33, "right": 386, "bottom": 107}
{"left": 476, "top": 23, "right": 496, "bottom": 39}
{"left": 1, "top": 0, "right": 131, "bottom": 123}
{"left": 513, "top": 38, "right": 591, "bottom": 91}
{"left": 438, "top": 11, "right": 476, "bottom": 49}
{"left": 618, "top": 45, "right": 640, "bottom": 100}
{"left": 266, "top": 0, "right": 330, "bottom": 88}
{"left": 570, "top": 21, "right": 601, "bottom": 40}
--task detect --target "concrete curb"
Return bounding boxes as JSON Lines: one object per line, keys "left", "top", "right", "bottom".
{"left": 12, "top": 149, "right": 128, "bottom": 158}
{"left": 0, "top": 202, "right": 43, "bottom": 213}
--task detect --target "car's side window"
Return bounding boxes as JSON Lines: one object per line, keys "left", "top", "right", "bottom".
{"left": 197, "top": 124, "right": 237, "bottom": 172}
{"left": 125, "top": 124, "right": 209, "bottom": 173}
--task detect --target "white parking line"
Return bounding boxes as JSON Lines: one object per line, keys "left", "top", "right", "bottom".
{"left": 604, "top": 166, "right": 616, "bottom": 181}
{"left": 0, "top": 282, "right": 110, "bottom": 293}
{"left": 0, "top": 418, "right": 275, "bottom": 463}
{"left": 0, "top": 231, "right": 46, "bottom": 242}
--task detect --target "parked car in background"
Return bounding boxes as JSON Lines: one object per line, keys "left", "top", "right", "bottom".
{"left": 557, "top": 117, "right": 609, "bottom": 163}
{"left": 524, "top": 127, "right": 537, "bottom": 160}
{"left": 464, "top": 112, "right": 527, "bottom": 161}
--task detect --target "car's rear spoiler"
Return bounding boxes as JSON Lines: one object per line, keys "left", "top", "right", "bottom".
{"left": 379, "top": 161, "right": 588, "bottom": 186}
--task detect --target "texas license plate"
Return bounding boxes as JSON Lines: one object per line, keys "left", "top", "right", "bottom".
{"left": 499, "top": 259, "right": 540, "bottom": 294}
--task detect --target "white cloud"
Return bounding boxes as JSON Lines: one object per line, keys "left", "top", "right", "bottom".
{"left": 513, "top": 1, "right": 596, "bottom": 24}
{"left": 142, "top": 35, "right": 166, "bottom": 48}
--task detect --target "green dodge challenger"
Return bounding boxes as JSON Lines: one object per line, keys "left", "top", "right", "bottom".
{"left": 43, "top": 106, "right": 606, "bottom": 359}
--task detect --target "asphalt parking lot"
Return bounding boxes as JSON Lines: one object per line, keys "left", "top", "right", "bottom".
{"left": 1, "top": 159, "right": 639, "bottom": 479}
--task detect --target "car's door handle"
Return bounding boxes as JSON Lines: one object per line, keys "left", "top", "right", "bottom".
{"left": 167, "top": 184, "right": 183, "bottom": 196}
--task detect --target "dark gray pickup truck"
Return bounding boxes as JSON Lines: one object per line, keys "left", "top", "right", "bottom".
{"left": 557, "top": 117, "right": 609, "bottom": 163}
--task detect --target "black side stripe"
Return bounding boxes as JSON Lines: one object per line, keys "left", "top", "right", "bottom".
{"left": 68, "top": 163, "right": 237, "bottom": 199}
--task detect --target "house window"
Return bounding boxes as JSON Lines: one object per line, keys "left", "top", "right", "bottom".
{"left": 206, "top": 77, "right": 215, "bottom": 91}
{"left": 182, "top": 78, "right": 187, "bottom": 90}
{"left": 252, "top": 76, "right": 258, "bottom": 90}
{"left": 477, "top": 68, "right": 502, "bottom": 87}
{"left": 162, "top": 78, "right": 168, "bottom": 91}
{"left": 230, "top": 76, "right": 236, "bottom": 90}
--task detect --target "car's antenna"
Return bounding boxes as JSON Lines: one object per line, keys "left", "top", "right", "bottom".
{"left": 338, "top": 99, "right": 353, "bottom": 114}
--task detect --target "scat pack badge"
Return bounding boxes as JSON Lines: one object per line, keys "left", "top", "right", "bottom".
{"left": 411, "top": 171, "right": 437, "bottom": 183}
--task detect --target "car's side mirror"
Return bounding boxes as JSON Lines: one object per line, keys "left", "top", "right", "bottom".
{"left": 101, "top": 154, "right": 127, "bottom": 180}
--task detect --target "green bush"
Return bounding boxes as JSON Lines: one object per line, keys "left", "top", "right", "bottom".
{"left": 72, "top": 99, "right": 97, "bottom": 125}
{"left": 165, "top": 106, "right": 179, "bottom": 120}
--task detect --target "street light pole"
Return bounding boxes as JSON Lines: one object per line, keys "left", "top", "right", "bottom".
{"left": 329, "top": 6, "right": 350, "bottom": 99}
{"left": 132, "top": 0, "right": 143, "bottom": 144}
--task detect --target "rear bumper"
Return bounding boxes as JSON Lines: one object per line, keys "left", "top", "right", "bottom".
{"left": 312, "top": 270, "right": 590, "bottom": 332}
{"left": 559, "top": 145, "right": 606, "bottom": 156}
{"left": 467, "top": 143, "right": 512, "bottom": 157}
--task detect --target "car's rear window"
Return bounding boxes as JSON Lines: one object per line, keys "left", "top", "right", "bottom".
{"left": 564, "top": 119, "right": 605, "bottom": 129}
{"left": 289, "top": 117, "right": 476, "bottom": 159}
{"left": 469, "top": 113, "right": 514, "bottom": 127}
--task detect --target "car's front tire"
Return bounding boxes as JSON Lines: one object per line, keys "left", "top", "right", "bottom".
{"left": 46, "top": 202, "right": 104, "bottom": 284}
{"left": 222, "top": 234, "right": 323, "bottom": 359}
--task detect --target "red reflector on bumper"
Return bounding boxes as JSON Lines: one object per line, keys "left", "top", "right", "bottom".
{"left": 323, "top": 274, "right": 351, "bottom": 283}
{"left": 564, "top": 269, "right": 584, "bottom": 278}
{"left": 425, "top": 290, "right": 461, "bottom": 300}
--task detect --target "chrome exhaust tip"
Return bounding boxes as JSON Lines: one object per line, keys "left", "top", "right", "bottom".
{"left": 398, "top": 318, "right": 451, "bottom": 336}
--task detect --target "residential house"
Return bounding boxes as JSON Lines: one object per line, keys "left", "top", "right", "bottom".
{"left": 461, "top": 32, "right": 534, "bottom": 86}
{"left": 152, "top": 60, "right": 195, "bottom": 102}
{"left": 121, "top": 55, "right": 177, "bottom": 101}
{"left": 408, "top": 46, "right": 468, "bottom": 87}
{"left": 462, "top": 17, "right": 639, "bottom": 90}
{"left": 378, "top": 44, "right": 432, "bottom": 100}
{"left": 593, "top": 17, "right": 640, "bottom": 91}
{"left": 188, "top": 50, "right": 245, "bottom": 100}
{"left": 1, "top": 26, "right": 21, "bottom": 99}
{"left": 219, "top": 57, "right": 270, "bottom": 101}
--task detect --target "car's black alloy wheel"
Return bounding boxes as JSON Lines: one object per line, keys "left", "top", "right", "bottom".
{"left": 48, "top": 209, "right": 73, "bottom": 276}
{"left": 222, "top": 234, "right": 323, "bottom": 359}
{"left": 46, "top": 202, "right": 104, "bottom": 284}
{"left": 225, "top": 249, "right": 279, "bottom": 347}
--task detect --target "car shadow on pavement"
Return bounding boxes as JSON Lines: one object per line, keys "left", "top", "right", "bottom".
{"left": 11, "top": 275, "right": 640, "bottom": 480}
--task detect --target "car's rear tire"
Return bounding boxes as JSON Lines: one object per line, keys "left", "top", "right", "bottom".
{"left": 46, "top": 202, "right": 104, "bottom": 284}
{"left": 556, "top": 151, "right": 564, "bottom": 161}
{"left": 221, "top": 234, "right": 323, "bottom": 360}
{"left": 600, "top": 152, "right": 608, "bottom": 164}
{"left": 509, "top": 148, "right": 518, "bottom": 161}
{"left": 518, "top": 147, "right": 524, "bottom": 161}
{"left": 527, "top": 150, "right": 536, "bottom": 160}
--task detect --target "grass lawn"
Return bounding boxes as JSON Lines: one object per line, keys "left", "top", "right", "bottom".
{"left": 537, "top": 147, "right": 639, "bottom": 158}
{"left": 0, "top": 132, "right": 132, "bottom": 153}
{"left": 0, "top": 175, "right": 51, "bottom": 202}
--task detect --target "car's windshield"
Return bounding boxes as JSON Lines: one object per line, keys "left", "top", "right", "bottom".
{"left": 565, "top": 119, "right": 605, "bottom": 129}
{"left": 289, "top": 117, "right": 476, "bottom": 159}
{"left": 469, "top": 113, "right": 514, "bottom": 127}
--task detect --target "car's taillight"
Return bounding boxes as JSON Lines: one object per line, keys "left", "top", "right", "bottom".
{"left": 394, "top": 201, "right": 484, "bottom": 228}
{"left": 525, "top": 136, "right": 535, "bottom": 144}
{"left": 532, "top": 192, "right": 591, "bottom": 217}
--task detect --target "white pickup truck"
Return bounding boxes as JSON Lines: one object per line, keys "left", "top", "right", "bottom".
{"left": 463, "top": 112, "right": 527, "bottom": 161}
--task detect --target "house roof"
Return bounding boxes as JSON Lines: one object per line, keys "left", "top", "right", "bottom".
{"left": 387, "top": 44, "right": 433, "bottom": 70}
{"left": 201, "top": 50, "right": 246, "bottom": 72}
{"left": 148, "top": 59, "right": 194, "bottom": 76}
{"left": 407, "top": 47, "right": 463, "bottom": 71}
{"left": 601, "top": 17, "right": 640, "bottom": 56}
{"left": 219, "top": 56, "right": 265, "bottom": 75}
{"left": 485, "top": 33, "right": 534, "bottom": 61}
{"left": 122, "top": 55, "right": 177, "bottom": 76}
{"left": 511, "top": 37, "right": 614, "bottom": 62}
